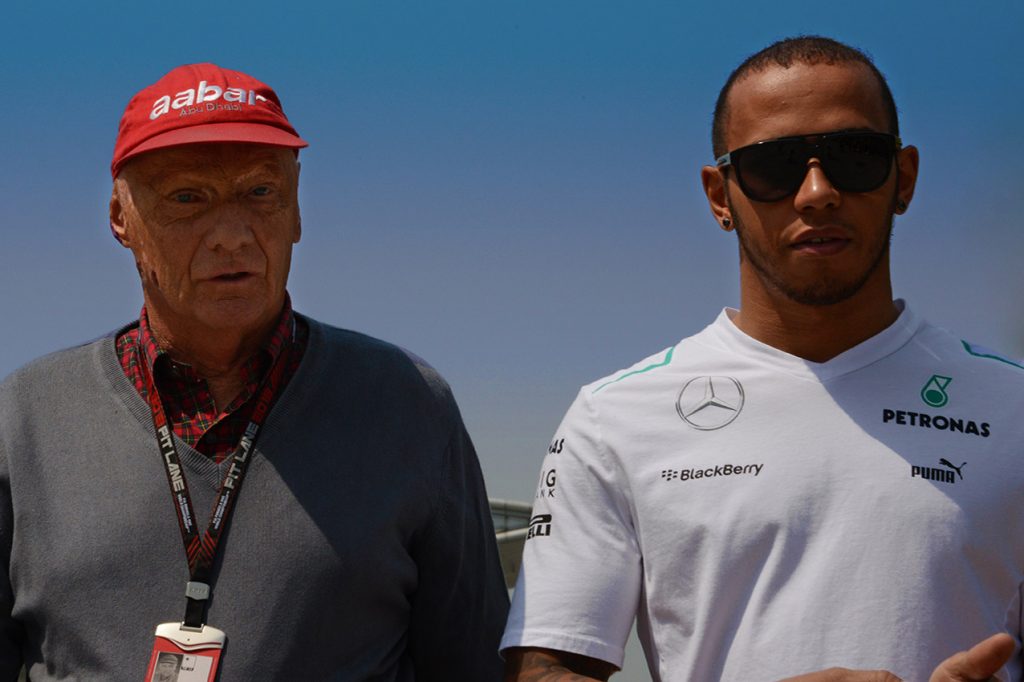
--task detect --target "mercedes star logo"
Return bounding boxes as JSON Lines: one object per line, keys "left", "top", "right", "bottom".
{"left": 676, "top": 376, "right": 745, "bottom": 430}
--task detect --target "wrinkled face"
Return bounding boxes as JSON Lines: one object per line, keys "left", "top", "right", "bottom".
{"left": 111, "top": 144, "right": 301, "bottom": 337}
{"left": 707, "top": 62, "right": 917, "bottom": 306}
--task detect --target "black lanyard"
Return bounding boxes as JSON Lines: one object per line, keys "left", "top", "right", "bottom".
{"left": 140, "top": 340, "right": 290, "bottom": 629}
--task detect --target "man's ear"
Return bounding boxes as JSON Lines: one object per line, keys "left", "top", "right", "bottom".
{"left": 109, "top": 181, "right": 131, "bottom": 247}
{"left": 292, "top": 159, "right": 299, "bottom": 242}
{"left": 293, "top": 161, "right": 302, "bottom": 244}
{"left": 701, "top": 165, "right": 733, "bottom": 231}
{"left": 894, "top": 145, "right": 919, "bottom": 214}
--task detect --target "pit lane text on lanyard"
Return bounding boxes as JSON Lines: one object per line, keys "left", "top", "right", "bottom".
{"left": 140, "top": 338, "right": 290, "bottom": 629}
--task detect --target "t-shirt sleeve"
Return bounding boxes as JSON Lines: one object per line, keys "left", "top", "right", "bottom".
{"left": 500, "top": 389, "right": 641, "bottom": 668}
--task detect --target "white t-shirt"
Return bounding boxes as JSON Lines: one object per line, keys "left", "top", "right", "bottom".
{"left": 502, "top": 304, "right": 1024, "bottom": 681}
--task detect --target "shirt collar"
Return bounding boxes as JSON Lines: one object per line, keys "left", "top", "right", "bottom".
{"left": 137, "top": 295, "right": 296, "bottom": 382}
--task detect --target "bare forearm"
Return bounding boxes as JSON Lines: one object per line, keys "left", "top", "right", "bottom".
{"left": 509, "top": 668, "right": 603, "bottom": 682}
{"left": 504, "top": 648, "right": 615, "bottom": 682}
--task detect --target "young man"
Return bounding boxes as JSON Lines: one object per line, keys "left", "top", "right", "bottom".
{"left": 502, "top": 37, "right": 1022, "bottom": 681}
{"left": 0, "top": 63, "right": 508, "bottom": 680}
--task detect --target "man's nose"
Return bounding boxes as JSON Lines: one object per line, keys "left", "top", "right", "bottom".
{"left": 202, "top": 201, "right": 256, "bottom": 251}
{"left": 792, "top": 159, "right": 841, "bottom": 212}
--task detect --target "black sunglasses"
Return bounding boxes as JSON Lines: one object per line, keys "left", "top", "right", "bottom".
{"left": 716, "top": 131, "right": 902, "bottom": 202}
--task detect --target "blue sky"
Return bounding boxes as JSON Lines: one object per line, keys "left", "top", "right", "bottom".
{"left": 4, "top": 0, "right": 1022, "bottom": 515}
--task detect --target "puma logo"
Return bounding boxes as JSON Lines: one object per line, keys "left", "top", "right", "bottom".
{"left": 939, "top": 458, "right": 966, "bottom": 480}
{"left": 911, "top": 459, "right": 967, "bottom": 485}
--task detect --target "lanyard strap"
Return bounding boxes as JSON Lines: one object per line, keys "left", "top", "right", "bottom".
{"left": 140, "top": 342, "right": 290, "bottom": 628}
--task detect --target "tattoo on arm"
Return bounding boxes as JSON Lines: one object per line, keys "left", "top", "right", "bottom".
{"left": 504, "top": 647, "right": 616, "bottom": 682}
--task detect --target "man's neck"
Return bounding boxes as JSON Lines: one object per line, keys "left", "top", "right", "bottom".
{"left": 730, "top": 278, "right": 900, "bottom": 363}
{"left": 144, "top": 307, "right": 278, "bottom": 410}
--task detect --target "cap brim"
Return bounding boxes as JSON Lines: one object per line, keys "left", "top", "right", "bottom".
{"left": 114, "top": 122, "right": 308, "bottom": 175}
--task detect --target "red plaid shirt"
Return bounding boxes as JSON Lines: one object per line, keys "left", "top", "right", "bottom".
{"left": 117, "top": 299, "right": 307, "bottom": 463}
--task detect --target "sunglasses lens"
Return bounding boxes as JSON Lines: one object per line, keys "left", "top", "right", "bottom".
{"left": 821, "top": 134, "right": 894, "bottom": 192}
{"left": 730, "top": 133, "right": 896, "bottom": 201}
{"left": 734, "top": 140, "right": 808, "bottom": 202}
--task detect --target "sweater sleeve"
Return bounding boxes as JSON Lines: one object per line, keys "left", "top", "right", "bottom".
{"left": 0, "top": 402, "right": 26, "bottom": 679}
{"left": 406, "top": 418, "right": 509, "bottom": 680}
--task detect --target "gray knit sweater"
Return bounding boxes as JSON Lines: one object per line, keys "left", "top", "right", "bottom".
{"left": 0, "top": 316, "right": 508, "bottom": 681}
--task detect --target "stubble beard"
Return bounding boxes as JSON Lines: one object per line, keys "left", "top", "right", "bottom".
{"left": 728, "top": 201, "right": 895, "bottom": 307}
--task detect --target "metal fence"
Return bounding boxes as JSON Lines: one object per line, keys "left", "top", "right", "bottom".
{"left": 490, "top": 498, "right": 533, "bottom": 589}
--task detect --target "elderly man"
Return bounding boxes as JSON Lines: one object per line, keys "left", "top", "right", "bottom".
{"left": 0, "top": 63, "right": 508, "bottom": 680}
{"left": 501, "top": 37, "right": 1023, "bottom": 681}
{"left": 152, "top": 653, "right": 181, "bottom": 682}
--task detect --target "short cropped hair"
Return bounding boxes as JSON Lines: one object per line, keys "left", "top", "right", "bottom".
{"left": 711, "top": 36, "right": 899, "bottom": 157}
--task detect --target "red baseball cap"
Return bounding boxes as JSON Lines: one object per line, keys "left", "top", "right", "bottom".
{"left": 111, "top": 63, "right": 308, "bottom": 178}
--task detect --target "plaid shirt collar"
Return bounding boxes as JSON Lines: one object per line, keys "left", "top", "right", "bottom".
{"left": 137, "top": 298, "right": 296, "bottom": 397}
{"left": 117, "top": 295, "right": 305, "bottom": 463}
